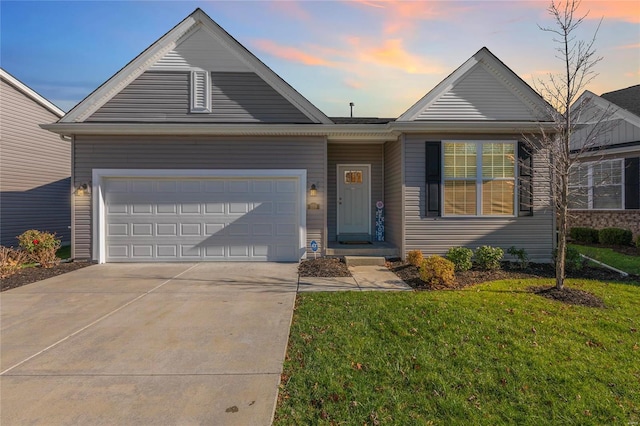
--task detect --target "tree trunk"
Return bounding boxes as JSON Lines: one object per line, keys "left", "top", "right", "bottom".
{"left": 555, "top": 169, "right": 569, "bottom": 290}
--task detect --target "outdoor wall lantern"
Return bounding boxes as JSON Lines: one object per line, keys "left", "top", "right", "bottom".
{"left": 74, "top": 183, "right": 91, "bottom": 196}
{"left": 309, "top": 183, "right": 317, "bottom": 197}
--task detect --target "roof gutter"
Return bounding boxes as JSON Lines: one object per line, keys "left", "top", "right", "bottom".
{"left": 41, "top": 123, "right": 399, "bottom": 142}
{"left": 41, "top": 120, "right": 558, "bottom": 141}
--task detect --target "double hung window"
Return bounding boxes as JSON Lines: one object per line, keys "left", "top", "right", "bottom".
{"left": 443, "top": 141, "right": 516, "bottom": 216}
{"left": 569, "top": 159, "right": 624, "bottom": 209}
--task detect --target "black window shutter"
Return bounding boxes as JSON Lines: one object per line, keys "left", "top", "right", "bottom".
{"left": 518, "top": 141, "right": 533, "bottom": 216}
{"left": 625, "top": 157, "right": 640, "bottom": 209}
{"left": 425, "top": 141, "right": 441, "bottom": 217}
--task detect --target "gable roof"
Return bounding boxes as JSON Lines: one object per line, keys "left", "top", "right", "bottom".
{"left": 60, "top": 8, "right": 331, "bottom": 124}
{"left": 0, "top": 68, "right": 64, "bottom": 117}
{"left": 397, "top": 47, "right": 553, "bottom": 122}
{"left": 572, "top": 89, "right": 640, "bottom": 128}
{"left": 601, "top": 85, "right": 640, "bottom": 117}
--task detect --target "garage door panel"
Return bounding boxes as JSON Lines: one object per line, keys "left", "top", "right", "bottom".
{"left": 104, "top": 177, "right": 300, "bottom": 262}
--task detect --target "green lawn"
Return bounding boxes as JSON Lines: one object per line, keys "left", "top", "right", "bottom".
{"left": 275, "top": 279, "right": 640, "bottom": 425}
{"left": 571, "top": 244, "right": 640, "bottom": 275}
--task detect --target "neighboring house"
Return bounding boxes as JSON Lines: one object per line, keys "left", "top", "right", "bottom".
{"left": 0, "top": 68, "right": 69, "bottom": 247}
{"left": 43, "top": 9, "right": 556, "bottom": 263}
{"left": 569, "top": 86, "right": 640, "bottom": 238}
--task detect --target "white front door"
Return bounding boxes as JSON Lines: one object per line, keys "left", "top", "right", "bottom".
{"left": 337, "top": 164, "right": 370, "bottom": 236}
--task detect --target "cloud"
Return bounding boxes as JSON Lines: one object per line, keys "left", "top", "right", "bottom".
{"left": 351, "top": 0, "right": 472, "bottom": 34}
{"left": 253, "top": 36, "right": 444, "bottom": 76}
{"left": 252, "top": 39, "right": 336, "bottom": 67}
{"left": 581, "top": 0, "right": 640, "bottom": 23}
{"left": 267, "top": 1, "right": 312, "bottom": 21}
{"left": 615, "top": 43, "right": 640, "bottom": 50}
{"left": 347, "top": 37, "right": 445, "bottom": 74}
{"left": 512, "top": 0, "right": 640, "bottom": 23}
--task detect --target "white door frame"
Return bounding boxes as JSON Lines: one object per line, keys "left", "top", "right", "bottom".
{"left": 336, "top": 164, "right": 371, "bottom": 236}
{"left": 92, "top": 169, "right": 307, "bottom": 263}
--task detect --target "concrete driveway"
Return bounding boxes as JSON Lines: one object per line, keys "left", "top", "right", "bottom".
{"left": 0, "top": 262, "right": 298, "bottom": 425}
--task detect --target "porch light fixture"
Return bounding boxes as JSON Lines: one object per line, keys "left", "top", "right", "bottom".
{"left": 74, "top": 183, "right": 91, "bottom": 196}
{"left": 309, "top": 184, "right": 317, "bottom": 197}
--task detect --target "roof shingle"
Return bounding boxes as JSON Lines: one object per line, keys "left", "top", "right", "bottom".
{"left": 600, "top": 85, "right": 640, "bottom": 117}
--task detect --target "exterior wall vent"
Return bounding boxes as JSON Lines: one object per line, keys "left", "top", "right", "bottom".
{"left": 190, "top": 70, "right": 211, "bottom": 113}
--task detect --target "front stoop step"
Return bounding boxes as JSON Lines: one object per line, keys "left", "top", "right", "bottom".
{"left": 344, "top": 256, "right": 387, "bottom": 267}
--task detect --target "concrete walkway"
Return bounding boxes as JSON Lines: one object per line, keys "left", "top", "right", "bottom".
{"left": 1, "top": 263, "right": 298, "bottom": 426}
{"left": 298, "top": 265, "right": 412, "bottom": 292}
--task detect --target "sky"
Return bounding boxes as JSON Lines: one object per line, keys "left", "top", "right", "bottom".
{"left": 1, "top": 0, "right": 638, "bottom": 117}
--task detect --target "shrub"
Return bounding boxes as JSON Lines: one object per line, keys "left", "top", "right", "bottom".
{"left": 475, "top": 246, "right": 504, "bottom": 270}
{"left": 406, "top": 250, "right": 424, "bottom": 267}
{"left": 419, "top": 255, "right": 455, "bottom": 287}
{"left": 569, "top": 227, "right": 599, "bottom": 244}
{"left": 598, "top": 228, "right": 633, "bottom": 246}
{"left": 0, "top": 246, "right": 28, "bottom": 278}
{"left": 636, "top": 235, "right": 640, "bottom": 249}
{"left": 445, "top": 247, "right": 473, "bottom": 271}
{"left": 507, "top": 246, "right": 529, "bottom": 269}
{"left": 552, "top": 246, "right": 584, "bottom": 271}
{"left": 17, "top": 230, "right": 61, "bottom": 268}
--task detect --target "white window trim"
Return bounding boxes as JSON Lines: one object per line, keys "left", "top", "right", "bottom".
{"left": 569, "top": 159, "right": 625, "bottom": 210}
{"left": 442, "top": 140, "right": 518, "bottom": 218}
{"left": 92, "top": 169, "right": 307, "bottom": 264}
{"left": 190, "top": 70, "right": 211, "bottom": 113}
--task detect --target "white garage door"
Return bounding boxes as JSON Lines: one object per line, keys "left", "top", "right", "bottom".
{"left": 104, "top": 177, "right": 300, "bottom": 262}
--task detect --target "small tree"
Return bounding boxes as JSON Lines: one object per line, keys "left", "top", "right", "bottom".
{"left": 528, "top": 0, "right": 613, "bottom": 290}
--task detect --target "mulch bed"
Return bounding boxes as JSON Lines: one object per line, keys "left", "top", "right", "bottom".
{"left": 387, "top": 260, "right": 638, "bottom": 308}
{"left": 530, "top": 286, "right": 605, "bottom": 308}
{"left": 1, "top": 261, "right": 91, "bottom": 292}
{"left": 299, "top": 257, "right": 351, "bottom": 277}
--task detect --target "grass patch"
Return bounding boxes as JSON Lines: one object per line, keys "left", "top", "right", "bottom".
{"left": 571, "top": 244, "right": 640, "bottom": 275}
{"left": 275, "top": 279, "right": 640, "bottom": 425}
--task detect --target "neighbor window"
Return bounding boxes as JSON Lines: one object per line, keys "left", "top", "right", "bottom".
{"left": 569, "top": 159, "right": 624, "bottom": 209}
{"left": 443, "top": 141, "right": 516, "bottom": 216}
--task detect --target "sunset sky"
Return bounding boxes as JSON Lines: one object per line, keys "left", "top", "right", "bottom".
{"left": 1, "top": 0, "right": 638, "bottom": 117}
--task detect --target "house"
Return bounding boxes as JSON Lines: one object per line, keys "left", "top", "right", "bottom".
{"left": 43, "top": 8, "right": 556, "bottom": 263}
{"left": 569, "top": 86, "right": 640, "bottom": 238}
{"left": 0, "top": 68, "right": 69, "bottom": 247}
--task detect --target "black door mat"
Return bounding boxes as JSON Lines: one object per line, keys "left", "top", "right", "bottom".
{"left": 339, "top": 241, "right": 372, "bottom": 245}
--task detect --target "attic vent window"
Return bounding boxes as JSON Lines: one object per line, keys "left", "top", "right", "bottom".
{"left": 190, "top": 70, "right": 211, "bottom": 113}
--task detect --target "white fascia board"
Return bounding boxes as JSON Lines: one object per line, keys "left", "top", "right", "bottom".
{"left": 575, "top": 144, "right": 640, "bottom": 159}
{"left": 92, "top": 168, "right": 307, "bottom": 264}
{"left": 62, "top": 9, "right": 330, "bottom": 125}
{"left": 398, "top": 47, "right": 556, "bottom": 123}
{"left": 0, "top": 68, "right": 64, "bottom": 117}
{"left": 389, "top": 120, "right": 558, "bottom": 134}
{"left": 397, "top": 56, "right": 479, "bottom": 122}
{"left": 61, "top": 16, "right": 198, "bottom": 123}
{"left": 196, "top": 11, "right": 331, "bottom": 124}
{"left": 474, "top": 49, "right": 555, "bottom": 120}
{"left": 41, "top": 122, "right": 399, "bottom": 141}
{"left": 572, "top": 91, "right": 640, "bottom": 129}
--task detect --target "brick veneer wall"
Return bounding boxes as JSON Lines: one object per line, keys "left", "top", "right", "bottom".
{"left": 569, "top": 210, "right": 640, "bottom": 238}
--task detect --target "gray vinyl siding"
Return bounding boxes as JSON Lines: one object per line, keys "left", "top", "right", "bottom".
{"left": 383, "top": 139, "right": 403, "bottom": 251}
{"left": 571, "top": 118, "right": 640, "bottom": 150}
{"left": 87, "top": 71, "right": 313, "bottom": 124}
{"left": 72, "top": 136, "right": 325, "bottom": 259}
{"left": 0, "top": 78, "right": 69, "bottom": 247}
{"left": 416, "top": 64, "right": 538, "bottom": 121}
{"left": 327, "top": 143, "right": 384, "bottom": 242}
{"left": 150, "top": 27, "right": 251, "bottom": 73}
{"left": 403, "top": 134, "right": 553, "bottom": 262}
